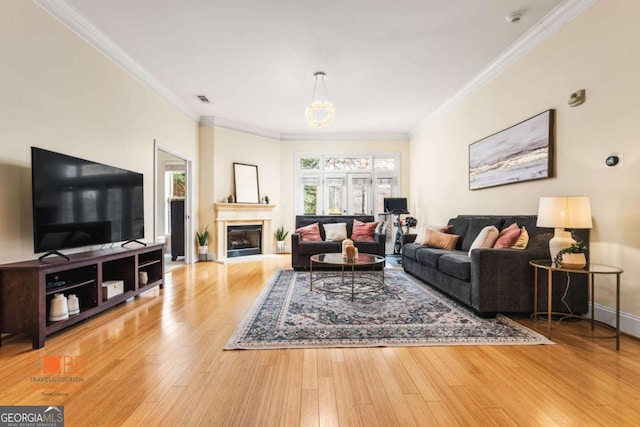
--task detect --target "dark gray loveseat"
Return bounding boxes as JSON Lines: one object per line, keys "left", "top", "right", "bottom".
{"left": 291, "top": 215, "right": 385, "bottom": 271}
{"left": 402, "top": 215, "right": 589, "bottom": 317}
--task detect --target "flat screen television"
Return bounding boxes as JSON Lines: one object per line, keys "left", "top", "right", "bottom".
{"left": 383, "top": 197, "right": 409, "bottom": 214}
{"left": 31, "top": 147, "right": 144, "bottom": 255}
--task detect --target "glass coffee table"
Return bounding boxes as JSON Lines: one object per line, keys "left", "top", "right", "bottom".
{"left": 309, "top": 253, "right": 386, "bottom": 301}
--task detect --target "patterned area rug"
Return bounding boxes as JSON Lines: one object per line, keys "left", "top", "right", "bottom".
{"left": 225, "top": 269, "right": 552, "bottom": 349}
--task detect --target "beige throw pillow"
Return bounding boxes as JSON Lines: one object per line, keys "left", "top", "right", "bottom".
{"left": 422, "top": 229, "right": 460, "bottom": 250}
{"left": 415, "top": 224, "right": 451, "bottom": 245}
{"left": 468, "top": 225, "right": 499, "bottom": 256}
{"left": 511, "top": 226, "right": 529, "bottom": 249}
{"left": 323, "top": 223, "right": 347, "bottom": 242}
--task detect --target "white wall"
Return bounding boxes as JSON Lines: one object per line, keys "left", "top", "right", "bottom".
{"left": 198, "top": 124, "right": 216, "bottom": 251}
{"left": 410, "top": 0, "right": 640, "bottom": 318}
{"left": 0, "top": 0, "right": 199, "bottom": 263}
{"left": 212, "top": 128, "right": 282, "bottom": 206}
{"left": 205, "top": 127, "right": 282, "bottom": 256}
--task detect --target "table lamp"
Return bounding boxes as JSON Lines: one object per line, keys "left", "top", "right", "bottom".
{"left": 536, "top": 196, "right": 592, "bottom": 260}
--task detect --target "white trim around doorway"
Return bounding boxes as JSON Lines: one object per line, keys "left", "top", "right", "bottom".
{"left": 154, "top": 140, "right": 195, "bottom": 265}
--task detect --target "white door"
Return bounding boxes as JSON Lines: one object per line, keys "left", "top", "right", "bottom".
{"left": 347, "top": 174, "right": 372, "bottom": 215}
{"left": 324, "top": 174, "right": 347, "bottom": 215}
{"left": 320, "top": 173, "right": 375, "bottom": 215}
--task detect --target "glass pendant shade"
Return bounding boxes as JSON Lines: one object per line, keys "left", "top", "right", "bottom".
{"left": 306, "top": 72, "right": 334, "bottom": 128}
{"left": 305, "top": 100, "right": 335, "bottom": 128}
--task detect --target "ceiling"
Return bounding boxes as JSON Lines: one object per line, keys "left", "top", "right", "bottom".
{"left": 46, "top": 0, "right": 583, "bottom": 138}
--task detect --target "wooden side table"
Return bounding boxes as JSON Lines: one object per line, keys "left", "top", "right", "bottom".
{"left": 530, "top": 260, "right": 623, "bottom": 350}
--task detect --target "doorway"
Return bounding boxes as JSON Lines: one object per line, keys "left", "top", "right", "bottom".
{"left": 154, "top": 141, "right": 194, "bottom": 270}
{"left": 321, "top": 173, "right": 374, "bottom": 215}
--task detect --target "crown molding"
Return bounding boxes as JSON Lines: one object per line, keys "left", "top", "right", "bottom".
{"left": 199, "top": 116, "right": 216, "bottom": 128}
{"left": 201, "top": 117, "right": 408, "bottom": 142}
{"left": 409, "top": 0, "right": 599, "bottom": 138}
{"left": 207, "top": 117, "right": 282, "bottom": 140}
{"left": 279, "top": 132, "right": 409, "bottom": 142}
{"left": 35, "top": 0, "right": 200, "bottom": 122}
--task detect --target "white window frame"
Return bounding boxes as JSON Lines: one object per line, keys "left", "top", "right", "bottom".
{"left": 347, "top": 173, "right": 372, "bottom": 215}
{"left": 294, "top": 152, "right": 401, "bottom": 216}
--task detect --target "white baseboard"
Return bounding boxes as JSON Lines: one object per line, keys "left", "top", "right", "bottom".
{"left": 589, "top": 303, "right": 640, "bottom": 338}
{"left": 215, "top": 254, "right": 279, "bottom": 264}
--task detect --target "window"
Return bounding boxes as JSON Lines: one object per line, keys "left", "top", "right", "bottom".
{"left": 326, "top": 176, "right": 345, "bottom": 214}
{"left": 168, "top": 171, "right": 185, "bottom": 198}
{"left": 349, "top": 175, "right": 370, "bottom": 215}
{"left": 374, "top": 158, "right": 395, "bottom": 170}
{"left": 295, "top": 152, "right": 400, "bottom": 216}
{"left": 375, "top": 177, "right": 394, "bottom": 215}
{"left": 299, "top": 157, "right": 320, "bottom": 170}
{"left": 165, "top": 170, "right": 185, "bottom": 234}
{"left": 300, "top": 176, "right": 320, "bottom": 215}
{"left": 325, "top": 157, "right": 370, "bottom": 171}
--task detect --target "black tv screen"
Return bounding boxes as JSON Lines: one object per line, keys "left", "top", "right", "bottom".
{"left": 31, "top": 147, "right": 144, "bottom": 253}
{"left": 383, "top": 197, "right": 409, "bottom": 214}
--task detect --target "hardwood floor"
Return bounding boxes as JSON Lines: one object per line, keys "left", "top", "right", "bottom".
{"left": 1, "top": 256, "right": 639, "bottom": 426}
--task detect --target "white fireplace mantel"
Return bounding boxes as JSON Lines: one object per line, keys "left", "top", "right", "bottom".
{"left": 214, "top": 203, "right": 275, "bottom": 262}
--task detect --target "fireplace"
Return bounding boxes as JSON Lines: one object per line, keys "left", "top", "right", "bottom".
{"left": 213, "top": 202, "right": 275, "bottom": 262}
{"left": 227, "top": 225, "right": 262, "bottom": 257}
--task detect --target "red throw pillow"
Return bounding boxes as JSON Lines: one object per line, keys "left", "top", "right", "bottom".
{"left": 295, "top": 222, "right": 322, "bottom": 242}
{"left": 351, "top": 219, "right": 378, "bottom": 242}
{"left": 493, "top": 223, "right": 522, "bottom": 248}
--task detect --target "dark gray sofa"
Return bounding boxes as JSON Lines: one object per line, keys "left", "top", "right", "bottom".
{"left": 402, "top": 215, "right": 589, "bottom": 317}
{"left": 291, "top": 215, "right": 385, "bottom": 271}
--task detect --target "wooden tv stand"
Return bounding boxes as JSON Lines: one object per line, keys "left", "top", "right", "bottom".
{"left": 0, "top": 243, "right": 164, "bottom": 349}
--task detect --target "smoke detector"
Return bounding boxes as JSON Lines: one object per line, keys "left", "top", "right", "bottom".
{"left": 506, "top": 11, "right": 523, "bottom": 23}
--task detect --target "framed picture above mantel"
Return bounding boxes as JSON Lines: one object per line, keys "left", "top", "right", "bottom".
{"left": 233, "top": 162, "right": 260, "bottom": 203}
{"left": 469, "top": 109, "right": 554, "bottom": 190}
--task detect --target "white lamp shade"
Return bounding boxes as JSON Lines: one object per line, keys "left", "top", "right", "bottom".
{"left": 536, "top": 196, "right": 593, "bottom": 229}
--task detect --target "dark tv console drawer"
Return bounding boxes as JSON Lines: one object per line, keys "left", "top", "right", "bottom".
{"left": 0, "top": 243, "right": 164, "bottom": 349}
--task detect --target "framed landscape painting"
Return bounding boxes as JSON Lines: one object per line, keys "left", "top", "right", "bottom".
{"left": 469, "top": 110, "right": 554, "bottom": 190}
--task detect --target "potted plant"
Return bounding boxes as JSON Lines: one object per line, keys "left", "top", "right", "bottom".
{"left": 274, "top": 225, "right": 288, "bottom": 254}
{"left": 554, "top": 241, "right": 587, "bottom": 269}
{"left": 196, "top": 225, "right": 209, "bottom": 261}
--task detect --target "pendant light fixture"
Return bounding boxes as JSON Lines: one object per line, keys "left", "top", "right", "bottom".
{"left": 305, "top": 71, "right": 335, "bottom": 128}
